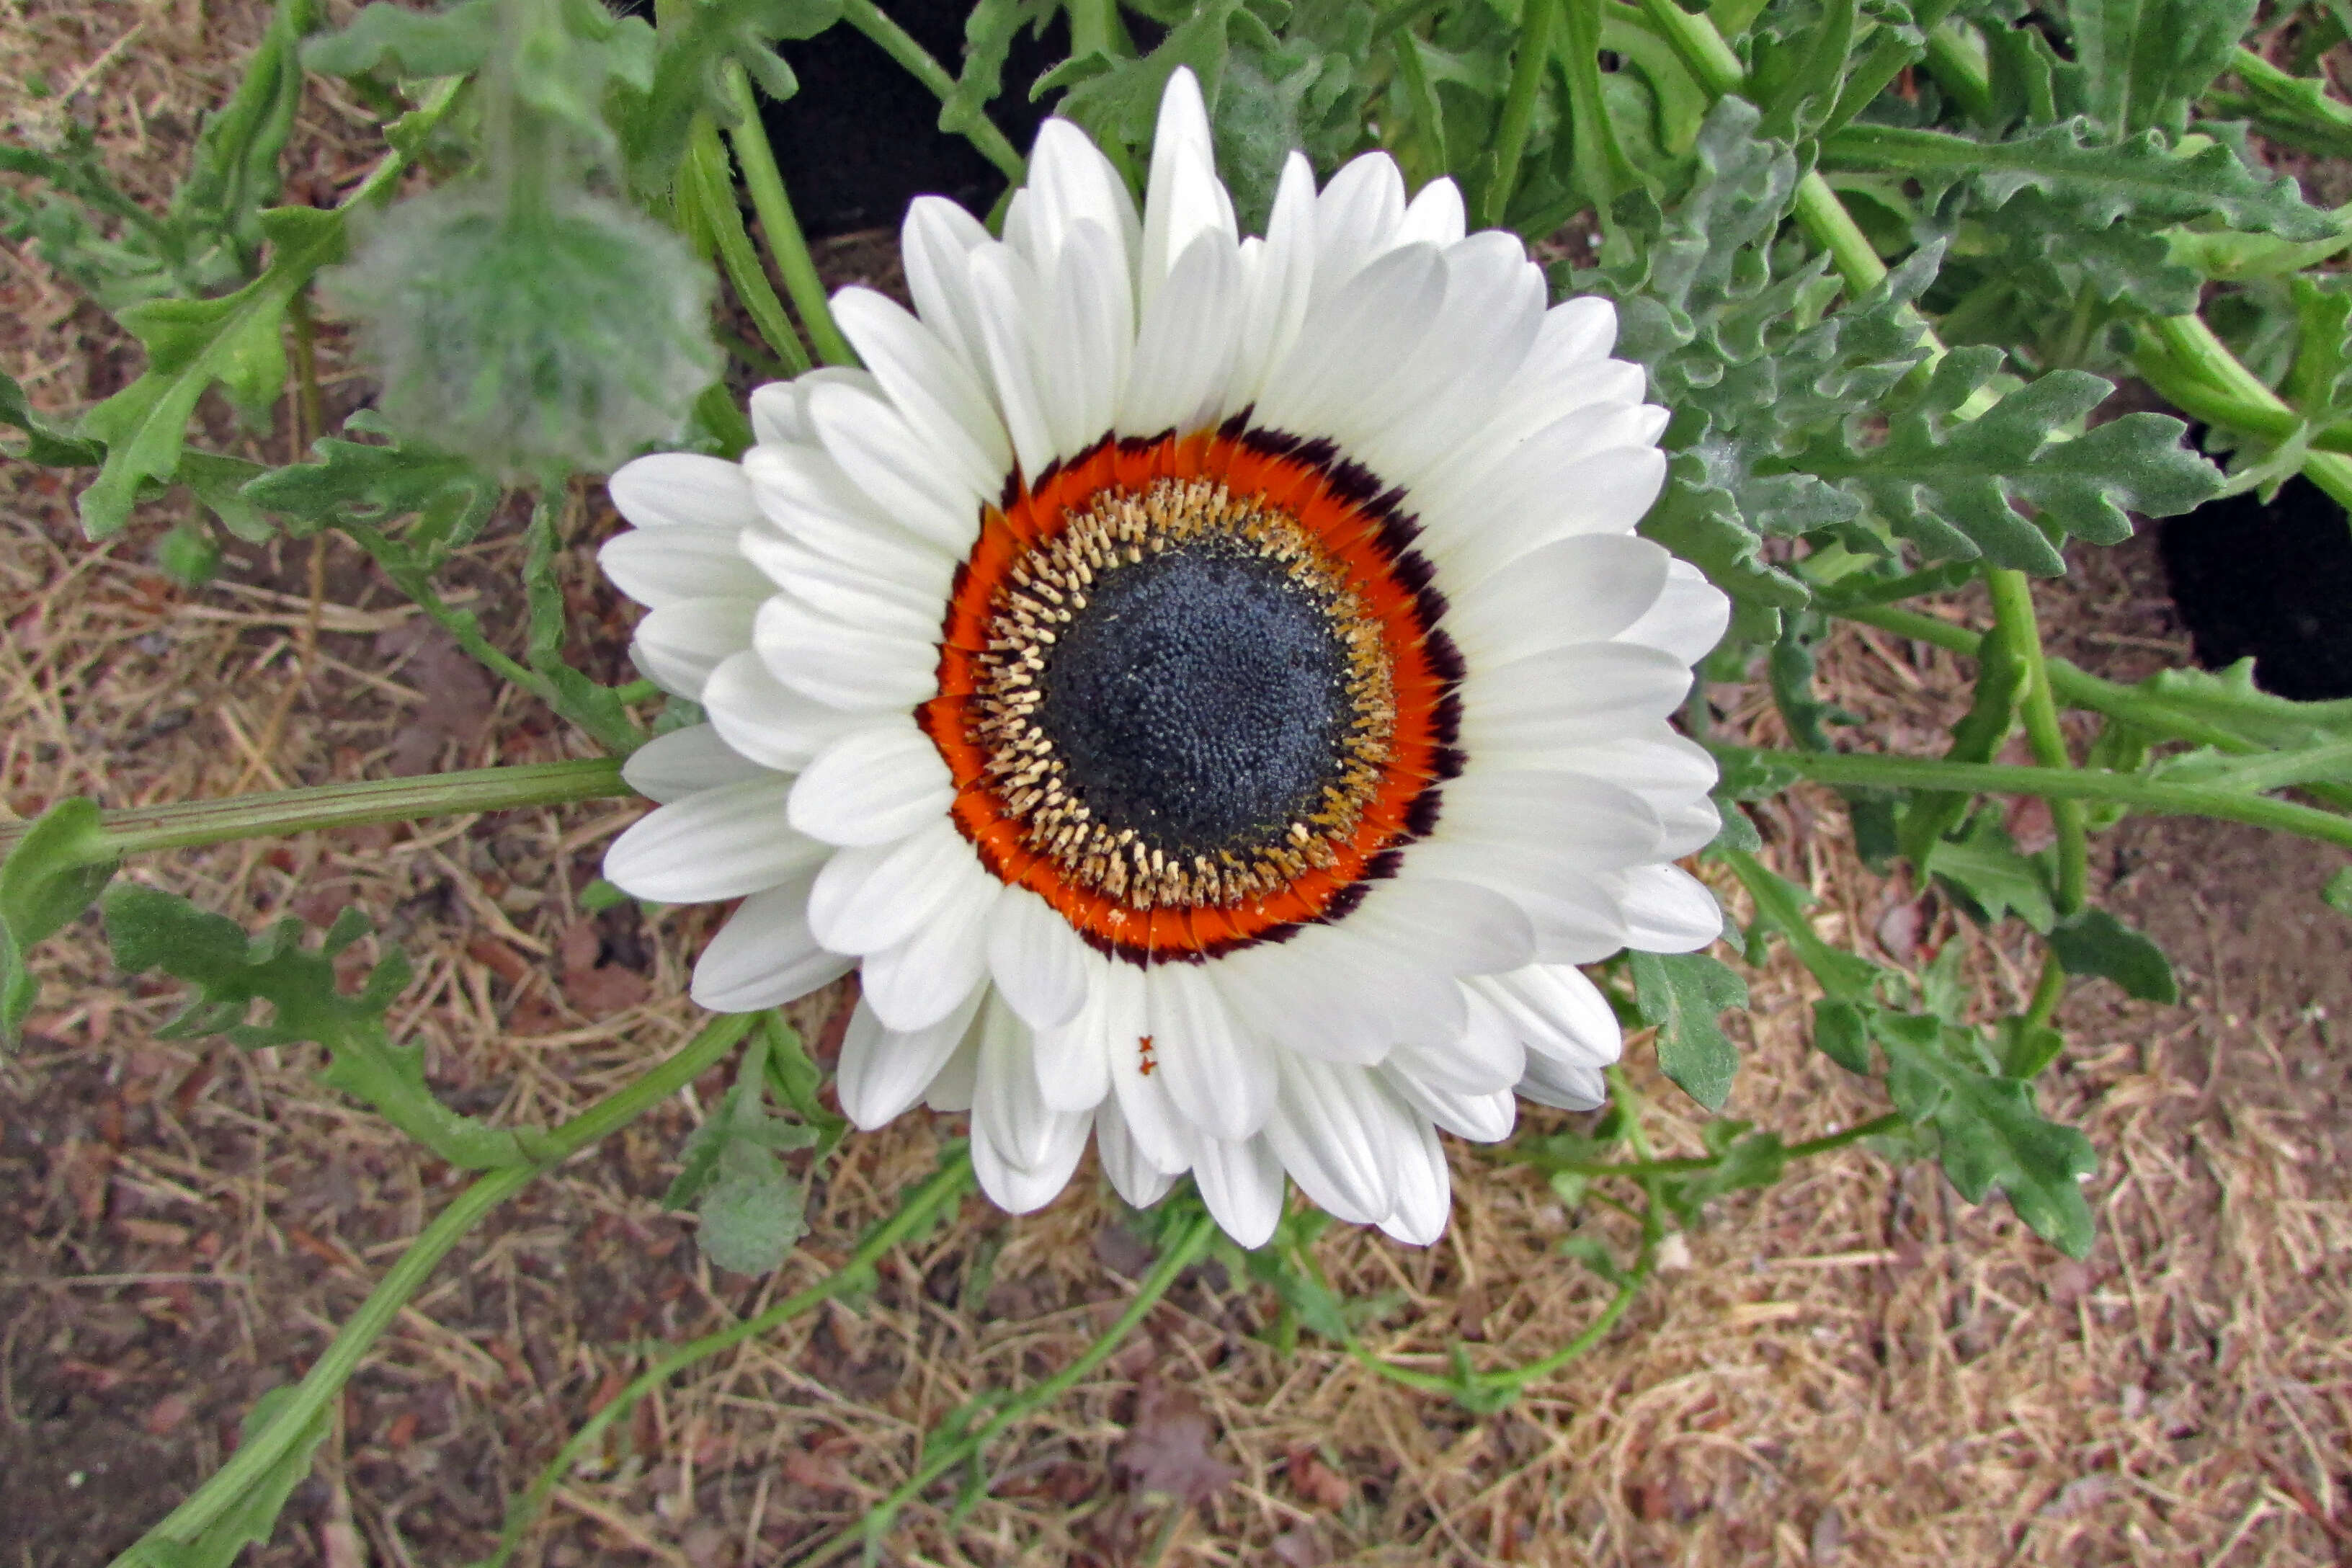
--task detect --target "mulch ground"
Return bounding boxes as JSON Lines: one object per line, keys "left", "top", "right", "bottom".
{"left": 4, "top": 4, "right": 2349, "bottom": 1564}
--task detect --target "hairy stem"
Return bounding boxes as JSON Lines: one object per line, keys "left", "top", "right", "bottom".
{"left": 837, "top": 0, "right": 1026, "bottom": 182}
{"left": 685, "top": 115, "right": 811, "bottom": 374}
{"left": 722, "top": 63, "right": 856, "bottom": 369}
{"left": 1, "top": 759, "right": 631, "bottom": 864}
{"left": 1482, "top": 0, "right": 1559, "bottom": 229}
{"left": 115, "top": 1014, "right": 754, "bottom": 1566}
{"left": 1986, "top": 571, "right": 2088, "bottom": 914}
{"left": 1721, "top": 745, "right": 2352, "bottom": 849}
{"left": 484, "top": 1149, "right": 977, "bottom": 1568}
{"left": 789, "top": 1211, "right": 1221, "bottom": 1567}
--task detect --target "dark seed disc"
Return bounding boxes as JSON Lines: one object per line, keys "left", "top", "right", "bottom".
{"left": 1034, "top": 539, "right": 1354, "bottom": 857}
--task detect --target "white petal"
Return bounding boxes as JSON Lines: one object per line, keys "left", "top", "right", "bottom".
{"left": 1311, "top": 152, "right": 1409, "bottom": 299}
{"left": 1376, "top": 1116, "right": 1452, "bottom": 1245}
{"left": 1147, "top": 963, "right": 1273, "bottom": 1142}
{"left": 925, "top": 1029, "right": 981, "bottom": 1112}
{"left": 901, "top": 195, "right": 996, "bottom": 383}
{"left": 1435, "top": 769, "right": 1667, "bottom": 868}
{"left": 600, "top": 525, "right": 770, "bottom": 609}
{"left": 738, "top": 524, "right": 940, "bottom": 638}
{"left": 1655, "top": 798, "right": 1725, "bottom": 859}
{"left": 620, "top": 723, "right": 766, "bottom": 804}
{"left": 1213, "top": 923, "right": 1461, "bottom": 1064}
{"left": 1421, "top": 424, "right": 1672, "bottom": 583}
{"left": 1383, "top": 1064, "right": 1517, "bottom": 1142}
{"left": 1033, "top": 220, "right": 1132, "bottom": 458}
{"left": 1105, "top": 965, "right": 1190, "bottom": 1169}
{"left": 831, "top": 286, "right": 1011, "bottom": 499}
{"left": 1020, "top": 118, "right": 1141, "bottom": 273}
{"left": 608, "top": 453, "right": 762, "bottom": 530}
{"left": 969, "top": 244, "right": 1059, "bottom": 481}
{"left": 1474, "top": 963, "right": 1624, "bottom": 1068}
{"left": 1447, "top": 535, "right": 1674, "bottom": 672}
{"left": 1518, "top": 1052, "right": 1608, "bottom": 1112}
{"left": 702, "top": 649, "right": 866, "bottom": 773}
{"left": 1616, "top": 863, "right": 1724, "bottom": 953}
{"left": 1397, "top": 177, "right": 1466, "bottom": 246}
{"left": 987, "top": 886, "right": 1095, "bottom": 1030}
{"left": 1253, "top": 241, "right": 1445, "bottom": 443}
{"left": 754, "top": 592, "right": 937, "bottom": 713}
{"left": 631, "top": 597, "right": 759, "bottom": 700}
{"left": 837, "top": 988, "right": 984, "bottom": 1128}
{"left": 788, "top": 722, "right": 954, "bottom": 847}
{"left": 1342, "top": 876, "right": 1536, "bottom": 978}
{"left": 1221, "top": 153, "right": 1319, "bottom": 415}
{"left": 858, "top": 865, "right": 1000, "bottom": 1031}
{"left": 747, "top": 367, "right": 877, "bottom": 449}
{"left": 1116, "top": 230, "right": 1242, "bottom": 439}
{"left": 1191, "top": 1133, "right": 1284, "bottom": 1248}
{"left": 603, "top": 778, "right": 821, "bottom": 902}
{"left": 690, "top": 868, "right": 858, "bottom": 1011}
{"left": 1030, "top": 950, "right": 1117, "bottom": 1114}
{"left": 806, "top": 819, "right": 976, "bottom": 954}
{"left": 1350, "top": 233, "right": 1545, "bottom": 488}
{"left": 972, "top": 993, "right": 1091, "bottom": 1206}
{"left": 1264, "top": 1055, "right": 1406, "bottom": 1225}
{"left": 1621, "top": 558, "right": 1732, "bottom": 664}
{"left": 740, "top": 443, "right": 955, "bottom": 600}
{"left": 1386, "top": 986, "right": 1526, "bottom": 1095}
{"left": 806, "top": 380, "right": 984, "bottom": 557}
{"left": 1457, "top": 644, "right": 1696, "bottom": 760}
{"left": 1095, "top": 1098, "right": 1177, "bottom": 1208}
{"left": 1139, "top": 67, "right": 1236, "bottom": 313}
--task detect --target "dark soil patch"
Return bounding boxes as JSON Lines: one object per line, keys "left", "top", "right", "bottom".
{"left": 2157, "top": 472, "right": 2352, "bottom": 700}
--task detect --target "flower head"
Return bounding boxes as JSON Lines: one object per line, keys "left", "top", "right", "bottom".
{"left": 597, "top": 70, "right": 1730, "bottom": 1247}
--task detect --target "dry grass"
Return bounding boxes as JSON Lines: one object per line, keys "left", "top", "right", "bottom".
{"left": 5, "top": 5, "right": 2351, "bottom": 1566}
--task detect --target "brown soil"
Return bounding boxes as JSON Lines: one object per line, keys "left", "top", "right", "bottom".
{"left": 5, "top": 6, "right": 2351, "bottom": 1567}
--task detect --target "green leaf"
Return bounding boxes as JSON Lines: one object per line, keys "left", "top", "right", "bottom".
{"left": 664, "top": 1029, "right": 814, "bottom": 1275}
{"left": 1811, "top": 998, "right": 1874, "bottom": 1074}
{"left": 1797, "top": 347, "right": 2222, "bottom": 573}
{"left": 0, "top": 370, "right": 104, "bottom": 466}
{"left": 2137, "top": 660, "right": 2352, "bottom": 751}
{"left": 170, "top": 0, "right": 308, "bottom": 267}
{"left": 1722, "top": 848, "right": 1883, "bottom": 1002}
{"left": 1631, "top": 950, "right": 1748, "bottom": 1111}
{"left": 2064, "top": 0, "right": 2258, "bottom": 137}
{"left": 141, "top": 1386, "right": 331, "bottom": 1568}
{"left": 241, "top": 422, "right": 501, "bottom": 558}
{"left": 303, "top": 0, "right": 499, "bottom": 79}
{"left": 1899, "top": 610, "right": 2026, "bottom": 870}
{"left": 101, "top": 885, "right": 545, "bottom": 1168}
{"left": 1050, "top": 0, "right": 1275, "bottom": 152}
{"left": 2047, "top": 909, "right": 2177, "bottom": 1002}
{"left": 942, "top": 0, "right": 1059, "bottom": 143}
{"left": 1930, "top": 811, "right": 2057, "bottom": 932}
{"left": 2324, "top": 866, "right": 2352, "bottom": 917}
{"left": 1995, "top": 1015, "right": 2066, "bottom": 1078}
{"left": 1, "top": 799, "right": 117, "bottom": 1048}
{"left": 1824, "top": 119, "right": 2333, "bottom": 242}
{"left": 78, "top": 207, "right": 347, "bottom": 538}
{"left": 618, "top": 0, "right": 842, "bottom": 195}
{"left": 1871, "top": 1011, "right": 2098, "bottom": 1256}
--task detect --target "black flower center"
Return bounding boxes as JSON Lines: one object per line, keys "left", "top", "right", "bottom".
{"left": 1035, "top": 539, "right": 1354, "bottom": 856}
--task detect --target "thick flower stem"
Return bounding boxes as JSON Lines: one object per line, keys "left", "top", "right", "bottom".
{"left": 1721, "top": 745, "right": 2352, "bottom": 849}
{"left": 684, "top": 115, "right": 812, "bottom": 375}
{"left": 2136, "top": 313, "right": 2352, "bottom": 512}
{"left": 721, "top": 63, "right": 857, "bottom": 369}
{"left": 790, "top": 1210, "right": 1224, "bottom": 1567}
{"left": 113, "top": 1013, "right": 754, "bottom": 1567}
{"left": 1985, "top": 571, "right": 2088, "bottom": 914}
{"left": 0, "top": 759, "right": 631, "bottom": 865}
{"left": 1835, "top": 602, "right": 2352, "bottom": 814}
{"left": 1481, "top": 0, "right": 1559, "bottom": 229}
{"left": 483, "top": 1148, "right": 978, "bottom": 1568}
{"left": 837, "top": 0, "right": 1027, "bottom": 183}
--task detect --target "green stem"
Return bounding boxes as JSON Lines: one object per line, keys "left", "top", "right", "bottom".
{"left": 685, "top": 114, "right": 811, "bottom": 375}
{"left": 1482, "top": 0, "right": 1559, "bottom": 229}
{"left": 116, "top": 1013, "right": 754, "bottom": 1566}
{"left": 1836, "top": 602, "right": 2352, "bottom": 812}
{"left": 1505, "top": 1110, "right": 1910, "bottom": 1179}
{"left": 1986, "top": 571, "right": 2088, "bottom": 914}
{"left": 837, "top": 0, "right": 1026, "bottom": 183}
{"left": 788, "top": 1211, "right": 1221, "bottom": 1567}
{"left": 1721, "top": 745, "right": 2352, "bottom": 850}
{"left": 1919, "top": 17, "right": 1994, "bottom": 120}
{"left": 1, "top": 760, "right": 630, "bottom": 865}
{"left": 2136, "top": 313, "right": 2352, "bottom": 511}
{"left": 1822, "top": 0, "right": 1961, "bottom": 135}
{"left": 2025, "top": 950, "right": 2068, "bottom": 1028}
{"left": 721, "top": 64, "right": 855, "bottom": 369}
{"left": 484, "top": 1149, "right": 976, "bottom": 1568}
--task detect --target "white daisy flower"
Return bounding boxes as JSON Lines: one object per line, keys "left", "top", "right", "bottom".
{"left": 597, "top": 68, "right": 1731, "bottom": 1248}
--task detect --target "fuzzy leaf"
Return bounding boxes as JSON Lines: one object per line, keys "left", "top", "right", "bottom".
{"left": 1871, "top": 1011, "right": 2097, "bottom": 1256}
{"left": 102, "top": 884, "right": 545, "bottom": 1168}
{"left": 0, "top": 370, "right": 104, "bottom": 466}
{"left": 1631, "top": 949, "right": 1748, "bottom": 1110}
{"left": 78, "top": 206, "right": 347, "bottom": 538}
{"left": 0, "top": 799, "right": 117, "bottom": 1048}
{"left": 2047, "top": 909, "right": 2177, "bottom": 1002}
{"left": 2064, "top": 0, "right": 2258, "bottom": 137}
{"left": 241, "top": 422, "right": 500, "bottom": 558}
{"left": 1930, "top": 812, "right": 2056, "bottom": 932}
{"left": 665, "top": 1030, "right": 814, "bottom": 1275}
{"left": 618, "top": 0, "right": 842, "bottom": 192}
{"left": 1796, "top": 347, "right": 2222, "bottom": 573}
{"left": 303, "top": 0, "right": 499, "bottom": 78}
{"left": 1825, "top": 118, "right": 2334, "bottom": 241}
{"left": 140, "top": 1386, "right": 331, "bottom": 1568}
